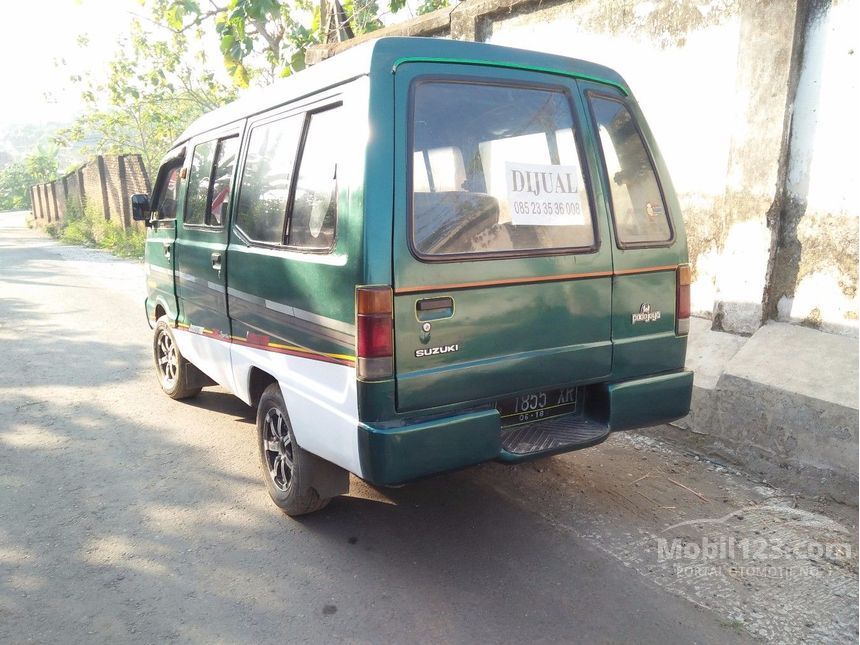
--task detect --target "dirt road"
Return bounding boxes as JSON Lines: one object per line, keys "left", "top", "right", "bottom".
{"left": 1, "top": 211, "right": 856, "bottom": 644}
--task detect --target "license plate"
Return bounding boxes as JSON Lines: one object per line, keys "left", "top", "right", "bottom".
{"left": 496, "top": 387, "right": 579, "bottom": 427}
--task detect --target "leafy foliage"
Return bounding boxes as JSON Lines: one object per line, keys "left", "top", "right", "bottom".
{"left": 0, "top": 146, "right": 58, "bottom": 211}
{"left": 148, "top": 0, "right": 451, "bottom": 86}
{"left": 48, "top": 200, "right": 146, "bottom": 259}
{"left": 55, "top": 20, "right": 237, "bottom": 179}
{"left": 415, "top": 0, "right": 449, "bottom": 14}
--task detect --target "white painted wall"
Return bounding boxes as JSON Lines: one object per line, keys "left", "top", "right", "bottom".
{"left": 780, "top": 0, "right": 860, "bottom": 335}
{"left": 487, "top": 0, "right": 859, "bottom": 336}
{"left": 787, "top": 0, "right": 860, "bottom": 216}
{"left": 485, "top": 3, "right": 744, "bottom": 321}
{"left": 486, "top": 5, "right": 740, "bottom": 201}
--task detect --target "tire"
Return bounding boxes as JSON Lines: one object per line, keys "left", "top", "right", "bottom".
{"left": 256, "top": 383, "right": 330, "bottom": 516}
{"left": 153, "top": 316, "right": 202, "bottom": 400}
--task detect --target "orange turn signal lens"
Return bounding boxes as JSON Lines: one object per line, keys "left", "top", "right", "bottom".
{"left": 356, "top": 285, "right": 393, "bottom": 316}
{"left": 678, "top": 263, "right": 692, "bottom": 287}
{"left": 676, "top": 264, "right": 691, "bottom": 336}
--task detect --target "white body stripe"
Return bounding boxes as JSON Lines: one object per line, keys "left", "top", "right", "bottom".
{"left": 172, "top": 329, "right": 238, "bottom": 394}
{"left": 175, "top": 270, "right": 225, "bottom": 295}
{"left": 230, "top": 342, "right": 362, "bottom": 477}
{"left": 227, "top": 285, "right": 355, "bottom": 336}
{"left": 147, "top": 264, "right": 172, "bottom": 277}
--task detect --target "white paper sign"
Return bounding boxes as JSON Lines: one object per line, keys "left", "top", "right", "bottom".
{"left": 505, "top": 162, "right": 586, "bottom": 226}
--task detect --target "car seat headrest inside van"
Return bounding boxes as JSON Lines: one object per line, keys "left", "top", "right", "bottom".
{"left": 413, "top": 191, "right": 500, "bottom": 255}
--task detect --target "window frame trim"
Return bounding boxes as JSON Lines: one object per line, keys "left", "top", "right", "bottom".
{"left": 406, "top": 75, "right": 601, "bottom": 264}
{"left": 585, "top": 90, "right": 676, "bottom": 250}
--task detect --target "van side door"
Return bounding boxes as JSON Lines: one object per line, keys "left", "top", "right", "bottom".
{"left": 174, "top": 127, "right": 242, "bottom": 389}
{"left": 145, "top": 151, "right": 184, "bottom": 324}
{"left": 580, "top": 82, "right": 689, "bottom": 380}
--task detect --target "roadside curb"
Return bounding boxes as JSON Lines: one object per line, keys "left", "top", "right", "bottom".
{"left": 671, "top": 318, "right": 859, "bottom": 505}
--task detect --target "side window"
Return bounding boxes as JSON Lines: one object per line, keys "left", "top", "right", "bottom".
{"left": 185, "top": 140, "right": 216, "bottom": 226}
{"left": 287, "top": 107, "right": 341, "bottom": 251}
{"left": 588, "top": 95, "right": 672, "bottom": 246}
{"left": 184, "top": 136, "right": 238, "bottom": 228}
{"left": 236, "top": 116, "right": 303, "bottom": 244}
{"left": 208, "top": 137, "right": 239, "bottom": 226}
{"left": 153, "top": 163, "right": 182, "bottom": 220}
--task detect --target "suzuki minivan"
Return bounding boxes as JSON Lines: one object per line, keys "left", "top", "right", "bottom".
{"left": 133, "top": 37, "right": 693, "bottom": 515}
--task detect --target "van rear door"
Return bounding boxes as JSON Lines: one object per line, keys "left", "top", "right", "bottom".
{"left": 581, "top": 83, "right": 688, "bottom": 379}
{"left": 391, "top": 64, "right": 614, "bottom": 413}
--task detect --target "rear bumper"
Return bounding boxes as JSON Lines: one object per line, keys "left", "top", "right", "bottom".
{"left": 589, "top": 369, "right": 694, "bottom": 432}
{"left": 356, "top": 370, "right": 692, "bottom": 485}
{"left": 357, "top": 410, "right": 502, "bottom": 485}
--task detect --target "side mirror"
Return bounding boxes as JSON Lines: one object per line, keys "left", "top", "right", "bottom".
{"left": 131, "top": 194, "right": 151, "bottom": 224}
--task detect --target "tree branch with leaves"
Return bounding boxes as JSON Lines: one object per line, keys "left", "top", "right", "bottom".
{"left": 148, "top": 0, "right": 449, "bottom": 87}
{"left": 56, "top": 20, "right": 237, "bottom": 179}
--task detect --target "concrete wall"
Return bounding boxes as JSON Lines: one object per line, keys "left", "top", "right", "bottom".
{"left": 482, "top": 0, "right": 858, "bottom": 336}
{"left": 30, "top": 155, "right": 150, "bottom": 230}
{"left": 309, "top": 0, "right": 859, "bottom": 337}
{"left": 772, "top": 0, "right": 860, "bottom": 336}
{"left": 481, "top": 0, "right": 758, "bottom": 329}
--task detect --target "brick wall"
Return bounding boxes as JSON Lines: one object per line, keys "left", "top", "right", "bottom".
{"left": 30, "top": 155, "right": 151, "bottom": 229}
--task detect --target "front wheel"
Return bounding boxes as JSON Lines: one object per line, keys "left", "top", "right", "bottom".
{"left": 257, "top": 383, "right": 330, "bottom": 516}
{"left": 153, "top": 317, "right": 202, "bottom": 400}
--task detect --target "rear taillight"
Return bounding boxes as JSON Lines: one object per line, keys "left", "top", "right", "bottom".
{"left": 356, "top": 285, "right": 393, "bottom": 381}
{"left": 676, "top": 263, "right": 691, "bottom": 335}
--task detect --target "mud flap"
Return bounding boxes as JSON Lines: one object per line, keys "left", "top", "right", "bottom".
{"left": 184, "top": 362, "right": 216, "bottom": 389}
{"left": 304, "top": 449, "right": 350, "bottom": 498}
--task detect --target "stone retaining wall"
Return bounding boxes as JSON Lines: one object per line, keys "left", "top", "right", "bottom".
{"left": 30, "top": 154, "right": 150, "bottom": 230}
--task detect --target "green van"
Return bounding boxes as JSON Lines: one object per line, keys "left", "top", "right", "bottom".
{"left": 133, "top": 37, "right": 693, "bottom": 515}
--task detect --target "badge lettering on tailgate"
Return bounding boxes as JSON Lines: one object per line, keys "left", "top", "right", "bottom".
{"left": 632, "top": 303, "right": 661, "bottom": 324}
{"left": 415, "top": 344, "right": 459, "bottom": 358}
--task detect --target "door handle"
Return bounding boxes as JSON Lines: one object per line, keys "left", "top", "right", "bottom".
{"left": 416, "top": 296, "right": 454, "bottom": 321}
{"left": 162, "top": 242, "right": 171, "bottom": 259}
{"left": 211, "top": 252, "right": 222, "bottom": 271}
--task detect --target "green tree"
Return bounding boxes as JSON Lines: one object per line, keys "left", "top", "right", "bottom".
{"left": 56, "top": 22, "right": 236, "bottom": 179}
{"left": 415, "top": 0, "right": 449, "bottom": 14}
{"left": 147, "top": 0, "right": 450, "bottom": 87}
{"left": 0, "top": 146, "right": 58, "bottom": 211}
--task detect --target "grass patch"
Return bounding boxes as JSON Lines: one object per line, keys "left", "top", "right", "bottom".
{"left": 47, "top": 201, "right": 145, "bottom": 259}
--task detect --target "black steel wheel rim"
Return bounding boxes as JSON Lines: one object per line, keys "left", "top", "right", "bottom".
{"left": 263, "top": 407, "right": 294, "bottom": 492}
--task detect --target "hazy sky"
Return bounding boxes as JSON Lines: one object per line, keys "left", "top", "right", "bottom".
{"left": 1, "top": 0, "right": 424, "bottom": 129}
{"left": 0, "top": 0, "right": 154, "bottom": 126}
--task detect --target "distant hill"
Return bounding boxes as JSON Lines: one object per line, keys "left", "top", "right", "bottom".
{"left": 0, "top": 121, "right": 91, "bottom": 172}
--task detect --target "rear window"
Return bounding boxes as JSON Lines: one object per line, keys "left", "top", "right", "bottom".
{"left": 236, "top": 115, "right": 303, "bottom": 244}
{"left": 410, "top": 81, "right": 595, "bottom": 259}
{"left": 287, "top": 106, "right": 341, "bottom": 252}
{"left": 588, "top": 95, "right": 672, "bottom": 246}
{"left": 185, "top": 140, "right": 216, "bottom": 226}
{"left": 235, "top": 106, "right": 341, "bottom": 251}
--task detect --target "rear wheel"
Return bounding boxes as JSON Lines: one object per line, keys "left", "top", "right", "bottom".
{"left": 153, "top": 317, "right": 201, "bottom": 400}
{"left": 257, "top": 383, "right": 330, "bottom": 516}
